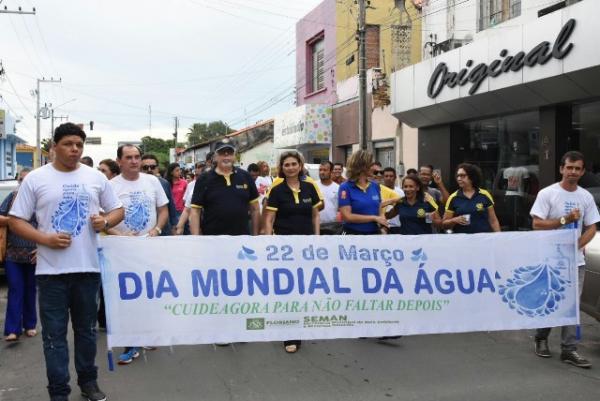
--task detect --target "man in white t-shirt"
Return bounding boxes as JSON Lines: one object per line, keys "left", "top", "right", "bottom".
{"left": 109, "top": 144, "right": 168, "bottom": 237}
{"left": 383, "top": 167, "right": 405, "bottom": 234}
{"left": 9, "top": 123, "right": 123, "bottom": 401}
{"left": 108, "top": 144, "right": 168, "bottom": 365}
{"left": 530, "top": 151, "right": 600, "bottom": 369}
{"left": 317, "top": 161, "right": 341, "bottom": 234}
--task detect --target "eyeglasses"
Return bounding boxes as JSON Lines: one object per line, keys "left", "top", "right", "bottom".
{"left": 142, "top": 165, "right": 157, "bottom": 171}
{"left": 456, "top": 173, "right": 467, "bottom": 178}
{"left": 373, "top": 170, "right": 384, "bottom": 176}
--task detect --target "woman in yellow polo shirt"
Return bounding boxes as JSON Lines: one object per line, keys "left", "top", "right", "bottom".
{"left": 263, "top": 151, "right": 322, "bottom": 353}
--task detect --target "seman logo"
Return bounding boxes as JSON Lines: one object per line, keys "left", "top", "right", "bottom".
{"left": 476, "top": 203, "right": 484, "bottom": 212}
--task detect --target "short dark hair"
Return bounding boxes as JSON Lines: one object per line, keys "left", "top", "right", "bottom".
{"left": 195, "top": 161, "right": 206, "bottom": 169}
{"left": 99, "top": 159, "right": 120, "bottom": 176}
{"left": 247, "top": 163, "right": 260, "bottom": 173}
{"left": 80, "top": 156, "right": 94, "bottom": 167}
{"left": 205, "top": 151, "right": 215, "bottom": 162}
{"left": 117, "top": 144, "right": 142, "bottom": 159}
{"left": 456, "top": 163, "right": 483, "bottom": 188}
{"left": 320, "top": 161, "right": 334, "bottom": 171}
{"left": 560, "top": 151, "right": 585, "bottom": 168}
{"left": 371, "top": 161, "right": 382, "bottom": 168}
{"left": 334, "top": 162, "right": 344, "bottom": 168}
{"left": 53, "top": 122, "right": 86, "bottom": 144}
{"left": 406, "top": 168, "right": 418, "bottom": 175}
{"left": 141, "top": 153, "right": 158, "bottom": 163}
{"left": 383, "top": 167, "right": 396, "bottom": 176}
{"left": 419, "top": 164, "right": 434, "bottom": 172}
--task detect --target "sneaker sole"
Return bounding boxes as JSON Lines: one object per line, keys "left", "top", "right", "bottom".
{"left": 81, "top": 393, "right": 107, "bottom": 401}
{"left": 117, "top": 351, "right": 140, "bottom": 365}
{"left": 534, "top": 351, "right": 552, "bottom": 358}
{"left": 561, "top": 359, "right": 591, "bottom": 368}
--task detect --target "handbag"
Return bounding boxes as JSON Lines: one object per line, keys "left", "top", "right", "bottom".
{"left": 0, "top": 225, "right": 7, "bottom": 262}
{"left": 0, "top": 191, "right": 16, "bottom": 262}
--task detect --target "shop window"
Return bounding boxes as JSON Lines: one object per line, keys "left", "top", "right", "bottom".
{"left": 308, "top": 34, "right": 325, "bottom": 94}
{"left": 375, "top": 141, "right": 395, "bottom": 168}
{"left": 451, "top": 111, "right": 540, "bottom": 231}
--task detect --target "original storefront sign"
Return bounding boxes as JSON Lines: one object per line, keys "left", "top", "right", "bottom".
{"left": 427, "top": 19, "right": 576, "bottom": 99}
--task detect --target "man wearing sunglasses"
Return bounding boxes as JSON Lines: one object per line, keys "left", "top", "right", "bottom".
{"left": 140, "top": 154, "right": 178, "bottom": 235}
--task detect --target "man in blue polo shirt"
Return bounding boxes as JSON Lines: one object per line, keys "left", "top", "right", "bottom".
{"left": 190, "top": 139, "right": 260, "bottom": 235}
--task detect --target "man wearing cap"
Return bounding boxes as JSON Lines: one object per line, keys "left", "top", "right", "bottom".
{"left": 190, "top": 139, "right": 260, "bottom": 235}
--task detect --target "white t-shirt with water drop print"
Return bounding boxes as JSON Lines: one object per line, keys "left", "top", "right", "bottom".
{"left": 9, "top": 163, "right": 122, "bottom": 275}
{"left": 109, "top": 173, "right": 169, "bottom": 236}
{"left": 530, "top": 182, "right": 600, "bottom": 266}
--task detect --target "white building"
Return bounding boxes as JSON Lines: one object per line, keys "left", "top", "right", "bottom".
{"left": 391, "top": 0, "right": 597, "bottom": 231}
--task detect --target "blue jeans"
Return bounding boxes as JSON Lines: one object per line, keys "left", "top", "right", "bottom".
{"left": 37, "top": 273, "right": 101, "bottom": 398}
{"left": 3, "top": 260, "right": 37, "bottom": 336}
{"left": 535, "top": 266, "right": 585, "bottom": 352}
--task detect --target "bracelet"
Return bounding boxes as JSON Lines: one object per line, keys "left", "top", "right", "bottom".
{"left": 154, "top": 226, "right": 162, "bottom": 235}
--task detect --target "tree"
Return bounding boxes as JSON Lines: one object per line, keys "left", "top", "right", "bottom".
{"left": 187, "top": 120, "right": 234, "bottom": 146}
{"left": 41, "top": 138, "right": 52, "bottom": 152}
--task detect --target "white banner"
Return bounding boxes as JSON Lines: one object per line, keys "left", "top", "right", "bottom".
{"left": 99, "top": 230, "right": 579, "bottom": 348}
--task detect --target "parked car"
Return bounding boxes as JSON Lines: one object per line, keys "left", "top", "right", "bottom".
{"left": 0, "top": 180, "right": 19, "bottom": 276}
{"left": 581, "top": 179, "right": 600, "bottom": 321}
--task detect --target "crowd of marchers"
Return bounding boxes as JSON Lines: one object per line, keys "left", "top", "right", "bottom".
{"left": 0, "top": 122, "right": 598, "bottom": 401}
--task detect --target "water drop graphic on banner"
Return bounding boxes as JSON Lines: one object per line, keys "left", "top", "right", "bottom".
{"left": 499, "top": 244, "right": 571, "bottom": 317}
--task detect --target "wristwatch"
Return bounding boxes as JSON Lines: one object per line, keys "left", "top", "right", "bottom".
{"left": 560, "top": 216, "right": 567, "bottom": 226}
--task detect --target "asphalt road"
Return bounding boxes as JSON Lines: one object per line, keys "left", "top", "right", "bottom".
{"left": 1, "top": 278, "right": 599, "bottom": 401}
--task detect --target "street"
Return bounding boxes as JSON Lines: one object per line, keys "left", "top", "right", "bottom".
{"left": 1, "top": 278, "right": 599, "bottom": 401}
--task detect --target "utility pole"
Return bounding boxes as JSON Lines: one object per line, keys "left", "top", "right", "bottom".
{"left": 173, "top": 116, "right": 179, "bottom": 163}
{"left": 358, "top": 0, "right": 368, "bottom": 150}
{"left": 50, "top": 109, "right": 68, "bottom": 138}
{"left": 148, "top": 104, "right": 152, "bottom": 135}
{"left": 36, "top": 77, "right": 61, "bottom": 166}
{"left": 173, "top": 116, "right": 179, "bottom": 145}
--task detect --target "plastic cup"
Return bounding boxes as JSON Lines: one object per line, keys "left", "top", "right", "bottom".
{"left": 463, "top": 214, "right": 471, "bottom": 225}
{"left": 425, "top": 213, "right": 433, "bottom": 224}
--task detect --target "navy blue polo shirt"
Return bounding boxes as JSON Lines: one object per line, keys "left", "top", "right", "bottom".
{"left": 338, "top": 180, "right": 381, "bottom": 233}
{"left": 190, "top": 168, "right": 259, "bottom": 235}
{"left": 266, "top": 179, "right": 322, "bottom": 235}
{"left": 445, "top": 188, "right": 494, "bottom": 234}
{"left": 396, "top": 196, "right": 438, "bottom": 235}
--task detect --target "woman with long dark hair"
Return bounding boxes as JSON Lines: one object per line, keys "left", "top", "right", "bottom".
{"left": 442, "top": 163, "right": 501, "bottom": 233}
{"left": 263, "top": 151, "right": 322, "bottom": 353}
{"left": 165, "top": 162, "right": 187, "bottom": 219}
{"left": 386, "top": 174, "right": 441, "bottom": 235}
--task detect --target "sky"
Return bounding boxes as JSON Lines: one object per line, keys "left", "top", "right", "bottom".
{"left": 0, "top": 0, "right": 324, "bottom": 158}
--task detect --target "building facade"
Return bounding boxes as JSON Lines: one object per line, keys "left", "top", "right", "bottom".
{"left": 0, "top": 107, "right": 25, "bottom": 179}
{"left": 331, "top": 0, "right": 422, "bottom": 170}
{"left": 391, "top": 0, "right": 597, "bottom": 231}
